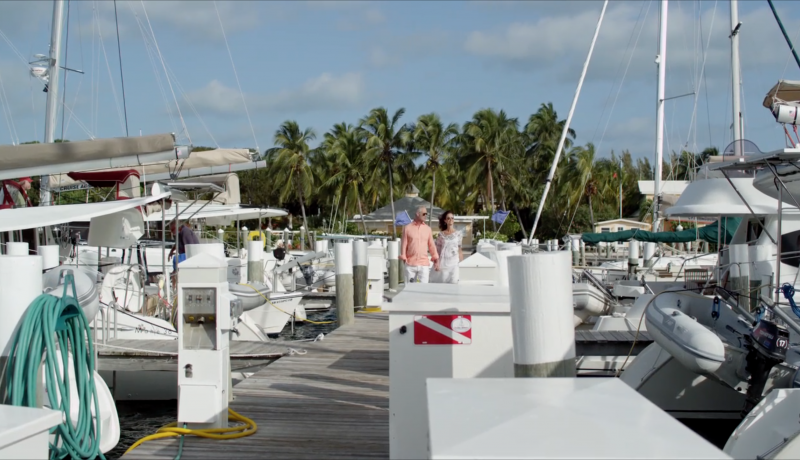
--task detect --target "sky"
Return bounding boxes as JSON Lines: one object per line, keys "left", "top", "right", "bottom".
{"left": 1, "top": 0, "right": 799, "bottom": 167}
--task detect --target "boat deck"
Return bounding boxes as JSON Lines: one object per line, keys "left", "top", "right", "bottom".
{"left": 121, "top": 312, "right": 390, "bottom": 459}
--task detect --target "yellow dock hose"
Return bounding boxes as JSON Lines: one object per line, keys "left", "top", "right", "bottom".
{"left": 124, "top": 408, "right": 257, "bottom": 455}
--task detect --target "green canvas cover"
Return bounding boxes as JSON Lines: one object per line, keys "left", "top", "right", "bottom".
{"left": 581, "top": 217, "right": 740, "bottom": 245}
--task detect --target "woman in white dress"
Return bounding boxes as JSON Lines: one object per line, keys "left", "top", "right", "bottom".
{"left": 431, "top": 210, "right": 463, "bottom": 284}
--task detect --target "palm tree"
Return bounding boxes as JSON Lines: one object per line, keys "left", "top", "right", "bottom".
{"left": 322, "top": 124, "right": 371, "bottom": 235}
{"left": 413, "top": 113, "right": 459, "bottom": 226}
{"left": 359, "top": 107, "right": 407, "bottom": 238}
{"left": 459, "top": 108, "right": 522, "bottom": 230}
{"left": 525, "top": 102, "right": 576, "bottom": 178}
{"left": 264, "top": 120, "right": 316, "bottom": 247}
{"left": 567, "top": 143, "right": 600, "bottom": 228}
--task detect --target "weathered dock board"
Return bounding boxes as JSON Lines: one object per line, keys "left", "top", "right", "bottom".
{"left": 96, "top": 339, "right": 295, "bottom": 372}
{"left": 122, "top": 312, "right": 389, "bottom": 459}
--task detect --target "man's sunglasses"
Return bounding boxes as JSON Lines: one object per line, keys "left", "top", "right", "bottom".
{"left": 422, "top": 213, "right": 427, "bottom": 216}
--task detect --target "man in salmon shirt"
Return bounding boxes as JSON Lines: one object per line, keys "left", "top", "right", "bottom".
{"left": 399, "top": 206, "right": 440, "bottom": 283}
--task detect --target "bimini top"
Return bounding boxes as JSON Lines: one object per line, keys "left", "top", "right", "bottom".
{"left": 763, "top": 80, "right": 800, "bottom": 108}
{"left": 0, "top": 134, "right": 176, "bottom": 179}
{"left": 666, "top": 177, "right": 797, "bottom": 218}
{"left": 143, "top": 204, "right": 287, "bottom": 222}
{"left": 49, "top": 147, "right": 252, "bottom": 191}
{"left": 0, "top": 192, "right": 171, "bottom": 233}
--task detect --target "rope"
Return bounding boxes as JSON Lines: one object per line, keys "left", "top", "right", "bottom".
{"left": 113, "top": 0, "right": 129, "bottom": 137}
{"left": 213, "top": 0, "right": 259, "bottom": 153}
{"left": 4, "top": 272, "right": 106, "bottom": 460}
{"left": 125, "top": 408, "right": 257, "bottom": 455}
{"left": 780, "top": 283, "right": 800, "bottom": 319}
{"left": 140, "top": 0, "right": 191, "bottom": 144}
{"left": 95, "top": 2, "right": 127, "bottom": 137}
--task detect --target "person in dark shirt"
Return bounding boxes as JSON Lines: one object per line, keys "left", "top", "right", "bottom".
{"left": 168, "top": 221, "right": 200, "bottom": 270}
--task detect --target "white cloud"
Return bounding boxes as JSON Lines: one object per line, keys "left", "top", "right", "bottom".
{"left": 187, "top": 72, "right": 366, "bottom": 116}
{"left": 464, "top": 2, "right": 800, "bottom": 83}
{"left": 123, "top": 1, "right": 261, "bottom": 41}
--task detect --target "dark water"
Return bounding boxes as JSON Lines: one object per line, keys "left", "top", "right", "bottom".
{"left": 680, "top": 418, "right": 741, "bottom": 449}
{"left": 106, "top": 307, "right": 339, "bottom": 459}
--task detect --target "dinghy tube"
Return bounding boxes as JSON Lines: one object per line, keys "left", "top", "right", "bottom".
{"left": 644, "top": 297, "right": 726, "bottom": 375}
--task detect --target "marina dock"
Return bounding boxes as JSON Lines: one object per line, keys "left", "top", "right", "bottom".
{"left": 122, "top": 311, "right": 390, "bottom": 459}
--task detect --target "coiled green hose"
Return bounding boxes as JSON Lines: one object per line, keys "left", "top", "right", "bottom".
{"left": 4, "top": 272, "right": 105, "bottom": 460}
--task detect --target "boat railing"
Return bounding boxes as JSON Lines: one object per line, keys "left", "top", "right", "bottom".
{"left": 580, "top": 269, "right": 616, "bottom": 302}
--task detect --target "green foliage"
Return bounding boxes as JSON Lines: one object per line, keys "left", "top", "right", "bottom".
{"left": 222, "top": 105, "right": 717, "bottom": 244}
{"left": 477, "top": 209, "right": 521, "bottom": 241}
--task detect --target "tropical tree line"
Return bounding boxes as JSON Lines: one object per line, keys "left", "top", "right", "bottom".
{"left": 239, "top": 103, "right": 720, "bottom": 243}
{"left": 16, "top": 104, "right": 719, "bottom": 243}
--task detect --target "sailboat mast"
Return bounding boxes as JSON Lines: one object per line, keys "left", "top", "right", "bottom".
{"left": 40, "top": 0, "right": 66, "bottom": 208}
{"left": 653, "top": 0, "right": 668, "bottom": 233}
{"left": 526, "top": 0, "right": 609, "bottom": 244}
{"left": 730, "top": 0, "right": 743, "bottom": 155}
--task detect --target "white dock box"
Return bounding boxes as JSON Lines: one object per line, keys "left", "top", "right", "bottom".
{"left": 426, "top": 378, "right": 731, "bottom": 459}
{"left": 457, "top": 252, "right": 497, "bottom": 285}
{"left": 386, "top": 284, "right": 514, "bottom": 459}
{"left": 0, "top": 405, "right": 61, "bottom": 460}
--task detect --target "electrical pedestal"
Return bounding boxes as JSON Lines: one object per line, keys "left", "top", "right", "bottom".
{"left": 177, "top": 252, "right": 241, "bottom": 430}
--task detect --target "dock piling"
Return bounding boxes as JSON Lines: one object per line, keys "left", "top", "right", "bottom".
{"left": 353, "top": 240, "right": 368, "bottom": 309}
{"left": 388, "top": 240, "right": 399, "bottom": 291}
{"left": 335, "top": 242, "right": 355, "bottom": 326}
{"left": 508, "top": 252, "right": 576, "bottom": 377}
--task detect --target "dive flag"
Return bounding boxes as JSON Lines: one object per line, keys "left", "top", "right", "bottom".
{"left": 395, "top": 210, "right": 413, "bottom": 227}
{"left": 491, "top": 210, "right": 511, "bottom": 225}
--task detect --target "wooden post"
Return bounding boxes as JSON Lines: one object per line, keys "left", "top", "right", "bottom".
{"left": 508, "top": 252, "right": 576, "bottom": 377}
{"left": 353, "top": 240, "right": 368, "bottom": 309}
{"left": 335, "top": 242, "right": 354, "bottom": 326}
{"left": 388, "top": 240, "right": 399, "bottom": 291}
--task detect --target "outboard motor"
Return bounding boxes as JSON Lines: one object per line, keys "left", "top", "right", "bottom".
{"left": 741, "top": 319, "right": 789, "bottom": 416}
{"left": 300, "top": 263, "right": 315, "bottom": 287}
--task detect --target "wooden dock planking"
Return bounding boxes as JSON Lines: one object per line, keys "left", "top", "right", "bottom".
{"left": 96, "top": 339, "right": 297, "bottom": 372}
{"left": 122, "top": 312, "right": 389, "bottom": 460}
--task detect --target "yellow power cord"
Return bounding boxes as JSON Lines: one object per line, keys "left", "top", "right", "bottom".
{"left": 125, "top": 408, "right": 257, "bottom": 454}
{"left": 239, "top": 283, "right": 335, "bottom": 325}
